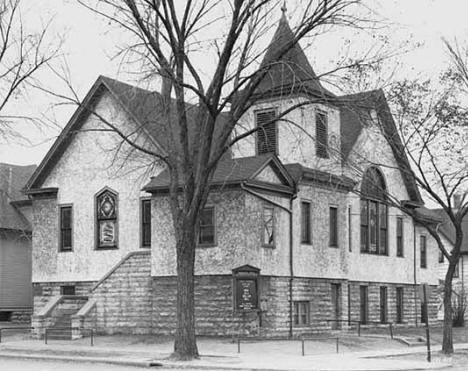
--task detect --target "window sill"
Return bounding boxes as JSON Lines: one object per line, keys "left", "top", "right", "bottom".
{"left": 59, "top": 249, "right": 73, "bottom": 253}
{"left": 95, "top": 246, "right": 119, "bottom": 251}
{"left": 140, "top": 245, "right": 151, "bottom": 249}
{"left": 360, "top": 251, "right": 389, "bottom": 256}
{"left": 301, "top": 242, "right": 312, "bottom": 246}
{"left": 197, "top": 243, "right": 217, "bottom": 248}
{"left": 262, "top": 244, "right": 275, "bottom": 249}
{"left": 329, "top": 245, "right": 339, "bottom": 248}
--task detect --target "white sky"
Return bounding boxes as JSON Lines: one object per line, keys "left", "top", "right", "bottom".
{"left": 1, "top": 0, "right": 468, "bottom": 166}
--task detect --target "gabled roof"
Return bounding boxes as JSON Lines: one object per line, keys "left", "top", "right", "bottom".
{"left": 0, "top": 163, "right": 36, "bottom": 231}
{"left": 254, "top": 12, "right": 333, "bottom": 99}
{"left": 338, "top": 89, "right": 422, "bottom": 203}
{"left": 284, "top": 163, "right": 355, "bottom": 191}
{"left": 430, "top": 209, "right": 468, "bottom": 253}
{"left": 25, "top": 76, "right": 231, "bottom": 191}
{"left": 143, "top": 154, "right": 295, "bottom": 194}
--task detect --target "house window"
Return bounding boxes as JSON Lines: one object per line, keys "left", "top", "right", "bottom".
{"left": 380, "top": 286, "right": 388, "bottom": 323}
{"left": 348, "top": 206, "right": 352, "bottom": 252}
{"left": 293, "top": 301, "right": 310, "bottom": 326}
{"left": 199, "top": 207, "right": 215, "bottom": 245}
{"left": 396, "top": 217, "right": 404, "bottom": 257}
{"left": 438, "top": 250, "right": 444, "bottom": 263}
{"left": 329, "top": 206, "right": 338, "bottom": 247}
{"left": 256, "top": 109, "right": 277, "bottom": 155}
{"left": 59, "top": 206, "right": 72, "bottom": 251}
{"left": 316, "top": 111, "right": 329, "bottom": 158}
{"left": 263, "top": 206, "right": 275, "bottom": 247}
{"left": 96, "top": 189, "right": 118, "bottom": 249}
{"left": 420, "top": 235, "right": 427, "bottom": 268}
{"left": 60, "top": 285, "right": 75, "bottom": 296}
{"left": 420, "top": 303, "right": 427, "bottom": 324}
{"left": 360, "top": 167, "right": 388, "bottom": 255}
{"left": 141, "top": 199, "right": 151, "bottom": 247}
{"left": 396, "top": 287, "right": 404, "bottom": 323}
{"left": 360, "top": 286, "right": 368, "bottom": 324}
{"left": 301, "top": 201, "right": 311, "bottom": 244}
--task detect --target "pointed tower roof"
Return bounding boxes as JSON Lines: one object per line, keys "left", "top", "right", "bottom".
{"left": 254, "top": 11, "right": 333, "bottom": 98}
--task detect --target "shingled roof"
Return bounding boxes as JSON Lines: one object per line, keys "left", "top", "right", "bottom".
{"left": 338, "top": 89, "right": 422, "bottom": 203}
{"left": 25, "top": 76, "right": 231, "bottom": 191}
{"left": 0, "top": 163, "right": 36, "bottom": 231}
{"left": 254, "top": 12, "right": 334, "bottom": 99}
{"left": 143, "top": 154, "right": 295, "bottom": 194}
{"left": 430, "top": 209, "right": 468, "bottom": 253}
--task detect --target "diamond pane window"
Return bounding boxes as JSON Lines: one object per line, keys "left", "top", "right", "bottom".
{"left": 96, "top": 189, "right": 118, "bottom": 249}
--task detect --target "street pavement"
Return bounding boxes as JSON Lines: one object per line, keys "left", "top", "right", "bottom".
{"left": 0, "top": 333, "right": 463, "bottom": 370}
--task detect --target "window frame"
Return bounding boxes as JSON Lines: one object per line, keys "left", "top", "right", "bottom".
{"left": 262, "top": 205, "right": 275, "bottom": 248}
{"left": 95, "top": 187, "right": 119, "bottom": 250}
{"left": 396, "top": 287, "right": 404, "bottom": 324}
{"left": 315, "top": 110, "right": 329, "bottom": 159}
{"left": 198, "top": 205, "right": 217, "bottom": 247}
{"left": 293, "top": 301, "right": 310, "bottom": 326}
{"left": 396, "top": 217, "right": 404, "bottom": 257}
{"left": 329, "top": 206, "right": 338, "bottom": 247}
{"left": 59, "top": 204, "right": 73, "bottom": 252}
{"left": 420, "top": 235, "right": 427, "bottom": 269}
{"left": 360, "top": 167, "right": 388, "bottom": 256}
{"left": 140, "top": 198, "right": 152, "bottom": 248}
{"left": 255, "top": 108, "right": 278, "bottom": 155}
{"left": 301, "top": 200, "right": 312, "bottom": 244}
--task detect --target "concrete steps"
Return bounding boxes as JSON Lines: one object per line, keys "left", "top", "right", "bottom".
{"left": 46, "top": 296, "right": 88, "bottom": 340}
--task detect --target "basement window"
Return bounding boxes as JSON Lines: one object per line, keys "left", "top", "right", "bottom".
{"left": 60, "top": 285, "right": 76, "bottom": 296}
{"left": 0, "top": 311, "right": 12, "bottom": 322}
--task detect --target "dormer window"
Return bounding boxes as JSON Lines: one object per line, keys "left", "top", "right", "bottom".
{"left": 316, "top": 111, "right": 329, "bottom": 158}
{"left": 256, "top": 109, "right": 277, "bottom": 155}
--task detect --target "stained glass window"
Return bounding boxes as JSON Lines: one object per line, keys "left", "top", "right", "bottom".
{"left": 96, "top": 189, "right": 118, "bottom": 248}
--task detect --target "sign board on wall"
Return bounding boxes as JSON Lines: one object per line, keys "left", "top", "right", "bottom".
{"left": 232, "top": 265, "right": 260, "bottom": 312}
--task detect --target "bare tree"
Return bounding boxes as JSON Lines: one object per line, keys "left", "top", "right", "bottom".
{"left": 0, "top": 0, "right": 59, "bottom": 143}
{"left": 41, "top": 0, "right": 396, "bottom": 359}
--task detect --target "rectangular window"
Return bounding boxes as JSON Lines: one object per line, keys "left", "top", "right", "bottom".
{"left": 396, "top": 287, "right": 404, "bottom": 323}
{"left": 199, "top": 207, "right": 215, "bottom": 245}
{"left": 348, "top": 206, "right": 352, "bottom": 252}
{"left": 360, "top": 201, "right": 368, "bottom": 252}
{"left": 369, "top": 201, "right": 378, "bottom": 253}
{"left": 360, "top": 286, "right": 368, "bottom": 324}
{"left": 141, "top": 199, "right": 151, "bottom": 247}
{"left": 420, "top": 303, "right": 427, "bottom": 324}
{"left": 263, "top": 206, "right": 275, "bottom": 247}
{"left": 301, "top": 201, "right": 311, "bottom": 244}
{"left": 379, "top": 204, "right": 387, "bottom": 255}
{"left": 329, "top": 207, "right": 338, "bottom": 247}
{"left": 380, "top": 286, "right": 388, "bottom": 323}
{"left": 256, "top": 109, "right": 277, "bottom": 155}
{"left": 60, "top": 206, "right": 72, "bottom": 251}
{"left": 420, "top": 235, "right": 427, "bottom": 268}
{"left": 396, "top": 217, "right": 404, "bottom": 257}
{"left": 60, "top": 285, "right": 75, "bottom": 296}
{"left": 293, "top": 301, "right": 310, "bottom": 326}
{"left": 316, "top": 111, "right": 329, "bottom": 158}
{"left": 438, "top": 250, "right": 444, "bottom": 263}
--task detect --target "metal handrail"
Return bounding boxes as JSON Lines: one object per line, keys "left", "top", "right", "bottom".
{"left": 44, "top": 327, "right": 94, "bottom": 346}
{"left": 0, "top": 327, "right": 34, "bottom": 343}
{"left": 325, "top": 319, "right": 394, "bottom": 339}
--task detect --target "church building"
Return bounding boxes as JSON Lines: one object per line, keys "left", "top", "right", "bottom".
{"left": 26, "top": 13, "right": 440, "bottom": 338}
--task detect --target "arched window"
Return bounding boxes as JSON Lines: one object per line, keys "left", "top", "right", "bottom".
{"left": 96, "top": 188, "right": 118, "bottom": 249}
{"left": 360, "top": 167, "right": 387, "bottom": 255}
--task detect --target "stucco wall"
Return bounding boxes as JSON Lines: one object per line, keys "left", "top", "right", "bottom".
{"left": 32, "top": 91, "right": 160, "bottom": 283}
{"left": 232, "top": 96, "right": 342, "bottom": 175}
{"left": 152, "top": 190, "right": 291, "bottom": 277}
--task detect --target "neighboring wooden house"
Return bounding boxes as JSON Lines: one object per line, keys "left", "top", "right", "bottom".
{"left": 0, "top": 163, "right": 36, "bottom": 323}
{"left": 26, "top": 13, "right": 441, "bottom": 338}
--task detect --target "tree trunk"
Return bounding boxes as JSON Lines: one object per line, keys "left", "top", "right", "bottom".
{"left": 172, "top": 226, "right": 199, "bottom": 360}
{"left": 442, "top": 261, "right": 456, "bottom": 354}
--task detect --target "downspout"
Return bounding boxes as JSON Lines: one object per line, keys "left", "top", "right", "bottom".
{"left": 414, "top": 222, "right": 418, "bottom": 327}
{"left": 240, "top": 183, "right": 296, "bottom": 338}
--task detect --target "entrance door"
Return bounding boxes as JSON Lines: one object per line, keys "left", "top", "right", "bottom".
{"left": 331, "top": 283, "right": 341, "bottom": 329}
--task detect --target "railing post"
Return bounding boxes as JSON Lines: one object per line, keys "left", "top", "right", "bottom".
{"left": 336, "top": 337, "right": 339, "bottom": 353}
{"left": 237, "top": 338, "right": 240, "bottom": 353}
{"left": 358, "top": 322, "right": 361, "bottom": 337}
{"left": 44, "top": 329, "right": 48, "bottom": 345}
{"left": 302, "top": 338, "right": 305, "bottom": 356}
{"left": 0, "top": 328, "right": 2, "bottom": 343}
{"left": 389, "top": 323, "right": 393, "bottom": 339}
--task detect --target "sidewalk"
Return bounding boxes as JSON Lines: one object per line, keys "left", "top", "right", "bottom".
{"left": 0, "top": 333, "right": 461, "bottom": 370}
